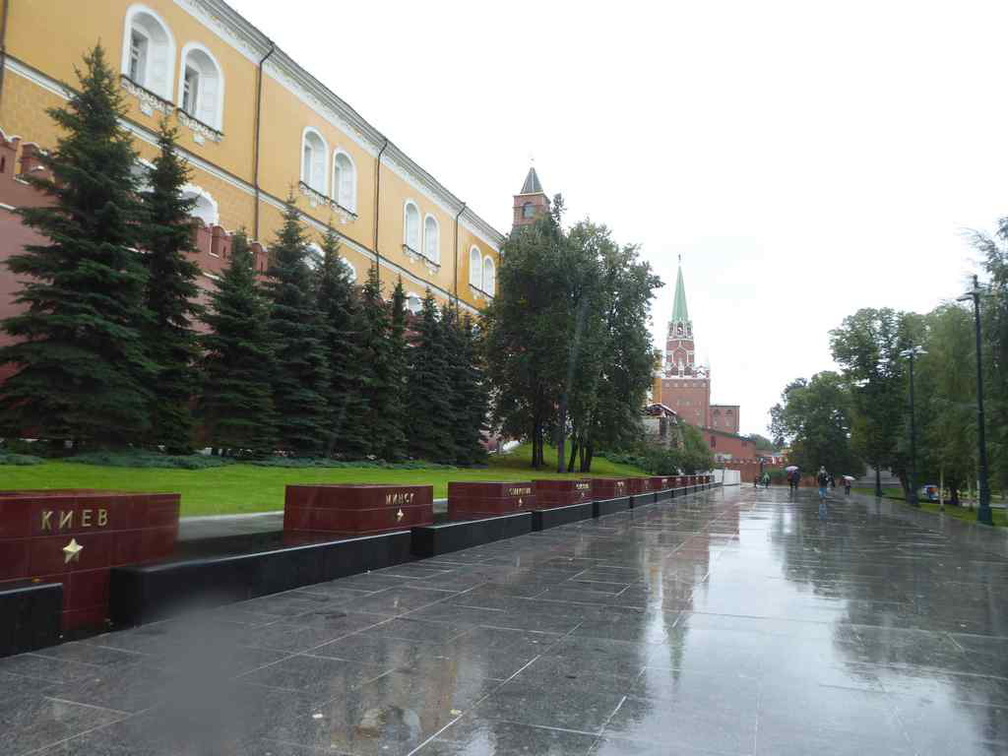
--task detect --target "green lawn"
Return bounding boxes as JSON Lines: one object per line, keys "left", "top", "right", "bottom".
{"left": 0, "top": 445, "right": 646, "bottom": 517}
{"left": 852, "top": 487, "right": 1005, "bottom": 527}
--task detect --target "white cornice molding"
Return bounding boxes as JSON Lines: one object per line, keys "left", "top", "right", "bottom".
{"left": 174, "top": 0, "right": 502, "bottom": 251}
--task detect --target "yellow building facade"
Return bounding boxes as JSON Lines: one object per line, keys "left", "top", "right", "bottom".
{"left": 0, "top": 0, "right": 503, "bottom": 313}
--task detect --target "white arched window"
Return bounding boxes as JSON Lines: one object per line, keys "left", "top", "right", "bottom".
{"left": 306, "top": 242, "right": 323, "bottom": 270}
{"left": 403, "top": 201, "right": 421, "bottom": 251}
{"left": 180, "top": 184, "right": 218, "bottom": 226}
{"left": 406, "top": 292, "right": 423, "bottom": 315}
{"left": 482, "top": 256, "right": 496, "bottom": 296}
{"left": 301, "top": 128, "right": 327, "bottom": 195}
{"left": 423, "top": 215, "right": 439, "bottom": 264}
{"left": 339, "top": 257, "right": 357, "bottom": 283}
{"left": 469, "top": 246, "right": 482, "bottom": 288}
{"left": 178, "top": 43, "right": 224, "bottom": 130}
{"left": 122, "top": 4, "right": 175, "bottom": 100}
{"left": 332, "top": 151, "right": 356, "bottom": 212}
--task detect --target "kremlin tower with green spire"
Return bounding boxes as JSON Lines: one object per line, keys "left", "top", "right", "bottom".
{"left": 654, "top": 260, "right": 740, "bottom": 434}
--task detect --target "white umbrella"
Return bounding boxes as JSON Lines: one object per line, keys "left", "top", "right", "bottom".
{"left": 843, "top": 475, "right": 856, "bottom": 482}
{"left": 785, "top": 465, "right": 799, "bottom": 472}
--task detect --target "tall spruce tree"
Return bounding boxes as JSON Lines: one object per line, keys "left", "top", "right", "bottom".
{"left": 199, "top": 231, "right": 276, "bottom": 454}
{"left": 0, "top": 45, "right": 152, "bottom": 446}
{"left": 140, "top": 121, "right": 202, "bottom": 452}
{"left": 404, "top": 291, "right": 454, "bottom": 462}
{"left": 453, "top": 310, "right": 489, "bottom": 465}
{"left": 357, "top": 268, "right": 406, "bottom": 460}
{"left": 264, "top": 199, "right": 330, "bottom": 455}
{"left": 315, "top": 226, "right": 369, "bottom": 457}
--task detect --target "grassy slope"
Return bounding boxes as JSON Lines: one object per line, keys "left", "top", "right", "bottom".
{"left": 852, "top": 487, "right": 1005, "bottom": 527}
{"left": 0, "top": 444, "right": 646, "bottom": 517}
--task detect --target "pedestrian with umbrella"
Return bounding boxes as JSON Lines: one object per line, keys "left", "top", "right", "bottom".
{"left": 786, "top": 465, "right": 800, "bottom": 493}
{"left": 842, "top": 475, "right": 855, "bottom": 496}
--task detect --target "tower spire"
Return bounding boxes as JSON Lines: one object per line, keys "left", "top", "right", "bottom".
{"left": 671, "top": 261, "right": 689, "bottom": 325}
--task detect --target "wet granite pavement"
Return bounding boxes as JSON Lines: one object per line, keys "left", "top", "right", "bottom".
{"left": 4, "top": 485, "right": 1007, "bottom": 755}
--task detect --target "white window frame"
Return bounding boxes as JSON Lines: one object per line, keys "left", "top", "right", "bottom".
{"left": 331, "top": 149, "right": 357, "bottom": 213}
{"left": 406, "top": 291, "right": 423, "bottom": 315}
{"left": 482, "top": 255, "right": 496, "bottom": 297}
{"left": 469, "top": 246, "right": 482, "bottom": 288}
{"left": 121, "top": 4, "right": 176, "bottom": 100}
{"left": 403, "top": 200, "right": 421, "bottom": 252}
{"left": 422, "top": 214, "right": 440, "bottom": 265}
{"left": 177, "top": 42, "right": 225, "bottom": 131}
{"left": 300, "top": 127, "right": 328, "bottom": 196}
{"left": 180, "top": 183, "right": 219, "bottom": 226}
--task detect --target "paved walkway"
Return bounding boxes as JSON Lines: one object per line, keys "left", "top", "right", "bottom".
{"left": 3, "top": 486, "right": 1007, "bottom": 755}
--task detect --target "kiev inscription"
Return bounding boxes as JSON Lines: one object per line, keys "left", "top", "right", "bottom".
{"left": 40, "top": 508, "right": 109, "bottom": 532}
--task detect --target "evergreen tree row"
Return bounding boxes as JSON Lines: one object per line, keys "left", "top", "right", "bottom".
{"left": 0, "top": 44, "right": 487, "bottom": 465}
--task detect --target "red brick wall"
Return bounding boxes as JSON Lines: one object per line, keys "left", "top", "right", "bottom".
{"left": 661, "top": 377, "right": 710, "bottom": 428}
{"left": 708, "top": 432, "right": 754, "bottom": 460}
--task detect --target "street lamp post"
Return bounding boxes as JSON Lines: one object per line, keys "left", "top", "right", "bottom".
{"left": 957, "top": 275, "right": 993, "bottom": 525}
{"left": 899, "top": 346, "right": 926, "bottom": 507}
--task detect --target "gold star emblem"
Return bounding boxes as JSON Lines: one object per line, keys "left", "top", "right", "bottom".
{"left": 62, "top": 538, "right": 83, "bottom": 564}
{"left": 396, "top": 508, "right": 404, "bottom": 522}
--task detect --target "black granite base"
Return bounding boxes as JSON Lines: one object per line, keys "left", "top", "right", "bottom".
{"left": 656, "top": 488, "right": 674, "bottom": 501}
{"left": 109, "top": 531, "right": 412, "bottom": 627}
{"left": 531, "top": 501, "right": 594, "bottom": 531}
{"left": 412, "top": 512, "right": 532, "bottom": 558}
{"left": 0, "top": 581, "right": 62, "bottom": 658}
{"left": 593, "top": 496, "right": 631, "bottom": 518}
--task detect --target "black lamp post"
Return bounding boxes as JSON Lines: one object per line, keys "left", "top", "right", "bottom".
{"left": 957, "top": 275, "right": 993, "bottom": 525}
{"left": 899, "top": 346, "right": 926, "bottom": 507}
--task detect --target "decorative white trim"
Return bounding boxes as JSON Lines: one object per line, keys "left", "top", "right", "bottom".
{"left": 120, "top": 76, "right": 173, "bottom": 117}
{"left": 5, "top": 57, "right": 483, "bottom": 315}
{"left": 170, "top": 0, "right": 503, "bottom": 249}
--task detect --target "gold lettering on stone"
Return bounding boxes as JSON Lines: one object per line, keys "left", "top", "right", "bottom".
{"left": 59, "top": 510, "right": 73, "bottom": 530}
{"left": 98, "top": 509, "right": 108, "bottom": 527}
{"left": 385, "top": 492, "right": 416, "bottom": 508}
{"left": 506, "top": 487, "right": 531, "bottom": 497}
{"left": 41, "top": 510, "right": 53, "bottom": 532}
{"left": 575, "top": 483, "right": 590, "bottom": 491}
{"left": 81, "top": 509, "right": 92, "bottom": 527}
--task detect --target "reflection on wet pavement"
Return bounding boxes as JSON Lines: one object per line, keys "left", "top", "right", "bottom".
{"left": 4, "top": 485, "right": 1007, "bottom": 754}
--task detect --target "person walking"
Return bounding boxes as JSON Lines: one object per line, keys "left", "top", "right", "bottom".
{"left": 817, "top": 466, "right": 829, "bottom": 519}
{"left": 843, "top": 478, "right": 851, "bottom": 496}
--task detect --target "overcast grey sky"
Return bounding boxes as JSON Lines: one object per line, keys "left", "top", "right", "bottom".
{"left": 231, "top": 0, "right": 1006, "bottom": 437}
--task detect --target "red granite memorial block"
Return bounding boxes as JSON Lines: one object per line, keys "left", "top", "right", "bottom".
{"left": 0, "top": 490, "right": 180, "bottom": 631}
{"left": 591, "top": 478, "right": 630, "bottom": 501}
{"left": 284, "top": 484, "right": 434, "bottom": 538}
{"left": 631, "top": 478, "right": 654, "bottom": 494}
{"left": 532, "top": 479, "right": 592, "bottom": 509}
{"left": 650, "top": 476, "right": 672, "bottom": 491}
{"left": 447, "top": 481, "right": 534, "bottom": 520}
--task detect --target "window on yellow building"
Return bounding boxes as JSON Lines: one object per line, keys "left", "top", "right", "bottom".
{"left": 469, "top": 246, "right": 482, "bottom": 288}
{"left": 178, "top": 44, "right": 224, "bottom": 130}
{"left": 423, "top": 215, "right": 439, "bottom": 264}
{"left": 301, "top": 128, "right": 327, "bottom": 195}
{"left": 122, "top": 5, "right": 175, "bottom": 100}
{"left": 403, "top": 201, "right": 420, "bottom": 251}
{"left": 332, "top": 151, "right": 356, "bottom": 212}
{"left": 482, "top": 256, "right": 495, "bottom": 296}
{"left": 129, "top": 32, "right": 148, "bottom": 83}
